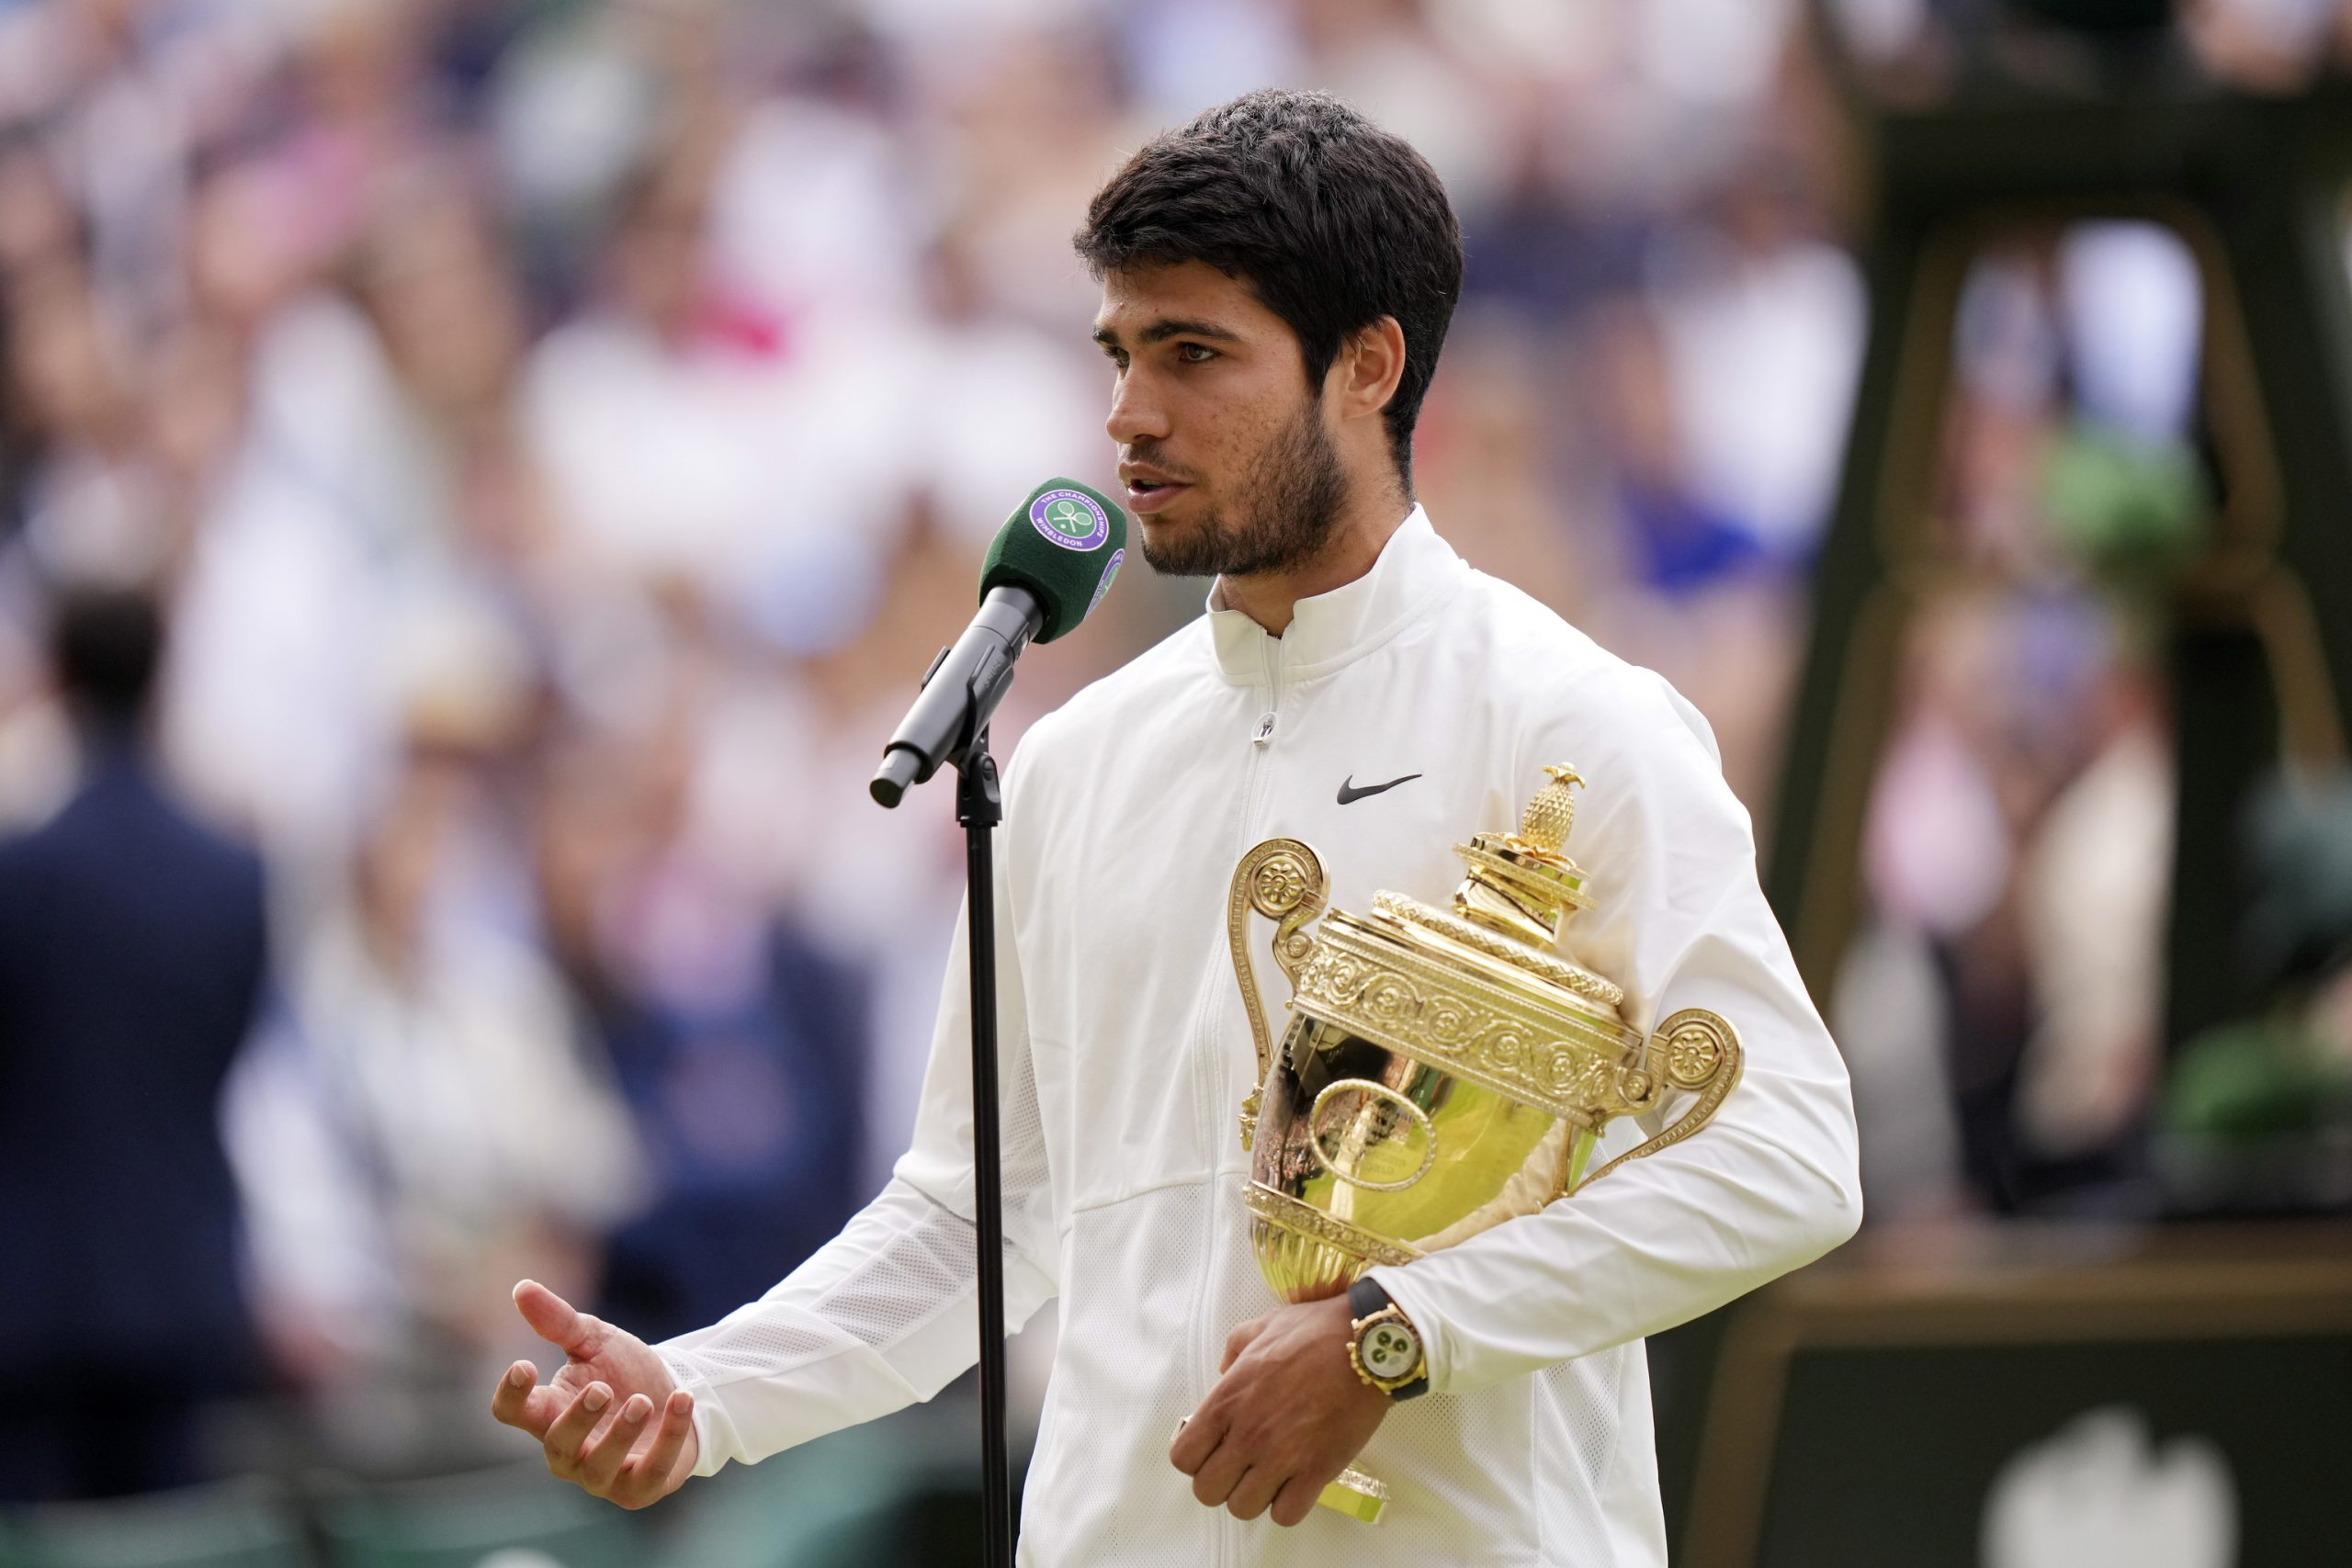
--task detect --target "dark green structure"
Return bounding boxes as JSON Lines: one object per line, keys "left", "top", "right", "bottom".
{"left": 1766, "top": 15, "right": 2352, "bottom": 1051}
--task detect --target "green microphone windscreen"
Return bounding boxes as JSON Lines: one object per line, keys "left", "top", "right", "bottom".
{"left": 979, "top": 479, "right": 1131, "bottom": 644}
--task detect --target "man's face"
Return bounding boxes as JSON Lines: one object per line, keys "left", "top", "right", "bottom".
{"left": 1092, "top": 261, "right": 1349, "bottom": 579}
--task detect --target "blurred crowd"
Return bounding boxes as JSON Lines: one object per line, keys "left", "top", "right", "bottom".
{"left": 0, "top": 0, "right": 2346, "bottom": 1504}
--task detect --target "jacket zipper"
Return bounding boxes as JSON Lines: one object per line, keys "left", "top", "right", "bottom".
{"left": 1209, "top": 631, "right": 1284, "bottom": 1566}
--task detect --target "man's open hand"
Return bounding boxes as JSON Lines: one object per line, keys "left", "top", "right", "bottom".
{"left": 489, "top": 1280, "right": 699, "bottom": 1509}
{"left": 1170, "top": 1294, "right": 1391, "bottom": 1527}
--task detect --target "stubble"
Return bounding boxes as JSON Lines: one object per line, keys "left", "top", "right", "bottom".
{"left": 1135, "top": 396, "right": 1351, "bottom": 580}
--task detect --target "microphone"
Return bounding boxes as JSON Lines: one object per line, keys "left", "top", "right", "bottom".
{"left": 870, "top": 478, "right": 1130, "bottom": 807}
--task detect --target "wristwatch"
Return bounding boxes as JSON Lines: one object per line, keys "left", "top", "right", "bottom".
{"left": 1346, "top": 1278, "right": 1429, "bottom": 1400}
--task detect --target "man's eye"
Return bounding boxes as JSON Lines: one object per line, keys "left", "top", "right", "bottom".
{"left": 1177, "top": 343, "right": 1216, "bottom": 364}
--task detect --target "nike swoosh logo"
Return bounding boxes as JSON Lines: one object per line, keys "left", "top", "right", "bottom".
{"left": 1338, "top": 773, "right": 1422, "bottom": 806}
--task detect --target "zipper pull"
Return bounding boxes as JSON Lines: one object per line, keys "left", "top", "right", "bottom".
{"left": 1252, "top": 712, "right": 1276, "bottom": 747}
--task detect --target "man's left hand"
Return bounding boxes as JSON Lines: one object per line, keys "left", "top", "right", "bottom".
{"left": 1170, "top": 1294, "right": 1392, "bottom": 1527}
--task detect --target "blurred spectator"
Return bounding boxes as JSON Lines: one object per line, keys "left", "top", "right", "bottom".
{"left": 1848, "top": 583, "right": 2167, "bottom": 1216}
{"left": 8, "top": 257, "right": 173, "bottom": 585}
{"left": 1648, "top": 169, "right": 1864, "bottom": 564}
{"left": 0, "top": 581, "right": 267, "bottom": 1500}
{"left": 225, "top": 610, "right": 644, "bottom": 1416}
{"left": 521, "top": 107, "right": 906, "bottom": 652}
{"left": 2014, "top": 650, "right": 2172, "bottom": 1168}
{"left": 1571, "top": 298, "right": 1808, "bottom": 809}
{"left": 532, "top": 728, "right": 871, "bottom": 1344}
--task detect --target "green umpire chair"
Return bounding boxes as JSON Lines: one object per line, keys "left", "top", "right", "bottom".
{"left": 1770, "top": 5, "right": 2352, "bottom": 1035}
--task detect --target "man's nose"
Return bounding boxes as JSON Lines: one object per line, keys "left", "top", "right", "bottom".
{"left": 1105, "top": 369, "right": 1170, "bottom": 447}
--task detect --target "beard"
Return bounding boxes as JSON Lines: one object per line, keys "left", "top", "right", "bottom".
{"left": 1134, "top": 396, "right": 1351, "bottom": 579}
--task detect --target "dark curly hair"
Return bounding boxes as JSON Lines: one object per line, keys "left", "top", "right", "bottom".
{"left": 1073, "top": 89, "right": 1464, "bottom": 485}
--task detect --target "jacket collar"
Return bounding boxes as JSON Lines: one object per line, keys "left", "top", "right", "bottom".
{"left": 1204, "top": 505, "right": 1467, "bottom": 686}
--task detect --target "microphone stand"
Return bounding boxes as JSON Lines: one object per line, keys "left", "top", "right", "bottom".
{"left": 953, "top": 728, "right": 1015, "bottom": 1568}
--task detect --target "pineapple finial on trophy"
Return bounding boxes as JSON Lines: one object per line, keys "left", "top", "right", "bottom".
{"left": 1450, "top": 763, "right": 1596, "bottom": 950}
{"left": 1516, "top": 763, "right": 1584, "bottom": 853}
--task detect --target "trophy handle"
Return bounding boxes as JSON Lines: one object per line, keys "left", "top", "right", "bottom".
{"left": 1577, "top": 1008, "right": 1744, "bottom": 1190}
{"left": 1227, "top": 838, "right": 1327, "bottom": 1151}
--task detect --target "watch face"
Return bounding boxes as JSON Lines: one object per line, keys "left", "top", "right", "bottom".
{"left": 1360, "top": 1320, "right": 1420, "bottom": 1382}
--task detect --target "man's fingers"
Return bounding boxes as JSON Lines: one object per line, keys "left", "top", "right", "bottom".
{"left": 541, "top": 1381, "right": 616, "bottom": 1473}
{"left": 514, "top": 1280, "right": 604, "bottom": 1359}
{"left": 1189, "top": 1435, "right": 1250, "bottom": 1509}
{"left": 1226, "top": 1462, "right": 1282, "bottom": 1521}
{"left": 494, "top": 1306, "right": 686, "bottom": 1510}
{"left": 1169, "top": 1410, "right": 1223, "bottom": 1477}
{"left": 490, "top": 1361, "right": 563, "bottom": 1438}
{"left": 574, "top": 1393, "right": 652, "bottom": 1492}
{"left": 1270, "top": 1472, "right": 1323, "bottom": 1528}
{"left": 615, "top": 1390, "right": 697, "bottom": 1507}
{"left": 489, "top": 1360, "right": 536, "bottom": 1427}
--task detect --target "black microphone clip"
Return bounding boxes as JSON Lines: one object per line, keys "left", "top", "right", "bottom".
{"left": 868, "top": 585, "right": 1042, "bottom": 807}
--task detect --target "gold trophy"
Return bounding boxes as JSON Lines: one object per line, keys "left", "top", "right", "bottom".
{"left": 1226, "top": 765, "right": 1743, "bottom": 1523}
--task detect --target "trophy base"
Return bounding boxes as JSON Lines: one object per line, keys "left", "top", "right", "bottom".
{"left": 1317, "top": 1465, "right": 1389, "bottom": 1524}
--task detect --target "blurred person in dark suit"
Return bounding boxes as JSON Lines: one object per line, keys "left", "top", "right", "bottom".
{"left": 0, "top": 581, "right": 269, "bottom": 1500}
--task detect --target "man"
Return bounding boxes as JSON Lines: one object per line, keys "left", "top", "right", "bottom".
{"left": 492, "top": 89, "right": 1861, "bottom": 1563}
{"left": 0, "top": 584, "right": 270, "bottom": 1498}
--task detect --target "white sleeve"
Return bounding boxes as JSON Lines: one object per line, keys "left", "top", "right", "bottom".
{"left": 658, "top": 819, "right": 1058, "bottom": 1474}
{"left": 1367, "top": 670, "right": 1862, "bottom": 1396}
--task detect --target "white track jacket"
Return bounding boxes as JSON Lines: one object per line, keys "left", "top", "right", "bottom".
{"left": 659, "top": 510, "right": 1863, "bottom": 1565}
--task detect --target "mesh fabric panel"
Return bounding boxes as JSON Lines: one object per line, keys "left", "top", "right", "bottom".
{"left": 1013, "top": 1178, "right": 1634, "bottom": 1565}
{"left": 665, "top": 1320, "right": 839, "bottom": 1383}
{"left": 820, "top": 1206, "right": 978, "bottom": 1350}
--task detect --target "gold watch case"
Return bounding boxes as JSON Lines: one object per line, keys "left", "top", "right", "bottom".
{"left": 1347, "top": 1302, "right": 1425, "bottom": 1393}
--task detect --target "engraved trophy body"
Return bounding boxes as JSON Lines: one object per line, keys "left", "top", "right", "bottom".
{"left": 1225, "top": 767, "right": 1743, "bottom": 1523}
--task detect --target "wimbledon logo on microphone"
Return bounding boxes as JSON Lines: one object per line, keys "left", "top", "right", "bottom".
{"left": 1029, "top": 489, "right": 1112, "bottom": 552}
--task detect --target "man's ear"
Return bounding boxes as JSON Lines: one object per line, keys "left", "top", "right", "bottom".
{"left": 1331, "top": 316, "right": 1408, "bottom": 423}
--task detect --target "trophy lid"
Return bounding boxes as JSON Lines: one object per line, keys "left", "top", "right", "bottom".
{"left": 1363, "top": 764, "right": 1624, "bottom": 1021}
{"left": 1456, "top": 764, "right": 1596, "bottom": 945}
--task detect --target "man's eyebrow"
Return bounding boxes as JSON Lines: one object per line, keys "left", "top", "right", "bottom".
{"left": 1091, "top": 317, "right": 1244, "bottom": 348}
